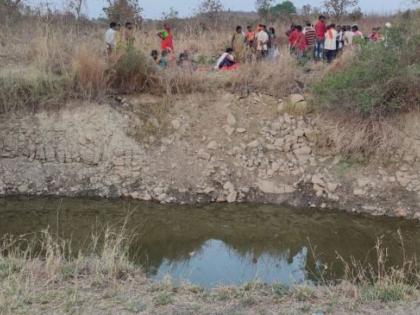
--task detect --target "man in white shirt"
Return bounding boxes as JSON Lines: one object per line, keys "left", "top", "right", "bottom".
{"left": 256, "top": 24, "right": 269, "bottom": 60}
{"left": 105, "top": 22, "right": 118, "bottom": 56}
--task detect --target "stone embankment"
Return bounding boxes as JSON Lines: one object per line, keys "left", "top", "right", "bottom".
{"left": 1, "top": 93, "right": 420, "bottom": 218}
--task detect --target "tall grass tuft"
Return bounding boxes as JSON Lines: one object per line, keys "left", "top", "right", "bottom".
{"left": 338, "top": 233, "right": 419, "bottom": 302}
{"left": 72, "top": 45, "right": 108, "bottom": 98}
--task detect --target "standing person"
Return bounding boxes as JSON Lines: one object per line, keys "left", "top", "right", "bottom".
{"left": 344, "top": 25, "right": 354, "bottom": 47}
{"left": 105, "top": 22, "right": 118, "bottom": 56}
{"left": 303, "top": 22, "right": 316, "bottom": 59}
{"left": 292, "top": 25, "right": 308, "bottom": 59}
{"left": 124, "top": 22, "right": 135, "bottom": 48}
{"left": 336, "top": 25, "right": 344, "bottom": 54}
{"left": 324, "top": 24, "right": 338, "bottom": 64}
{"left": 158, "top": 23, "right": 174, "bottom": 54}
{"left": 314, "top": 15, "right": 327, "bottom": 61}
{"left": 288, "top": 25, "right": 298, "bottom": 53}
{"left": 285, "top": 24, "right": 296, "bottom": 37}
{"left": 351, "top": 25, "right": 364, "bottom": 44}
{"left": 245, "top": 25, "right": 256, "bottom": 47}
{"left": 268, "top": 27, "right": 278, "bottom": 59}
{"left": 231, "top": 26, "right": 246, "bottom": 63}
{"left": 256, "top": 24, "right": 269, "bottom": 60}
{"left": 245, "top": 25, "right": 256, "bottom": 63}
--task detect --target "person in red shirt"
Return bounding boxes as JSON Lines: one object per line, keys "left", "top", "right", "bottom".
{"left": 314, "top": 15, "right": 326, "bottom": 61}
{"left": 291, "top": 25, "right": 308, "bottom": 57}
{"left": 158, "top": 23, "right": 174, "bottom": 54}
{"left": 287, "top": 25, "right": 298, "bottom": 53}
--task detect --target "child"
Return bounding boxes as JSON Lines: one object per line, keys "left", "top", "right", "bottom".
{"left": 159, "top": 49, "right": 169, "bottom": 69}
{"left": 150, "top": 50, "right": 159, "bottom": 64}
{"left": 336, "top": 25, "right": 344, "bottom": 54}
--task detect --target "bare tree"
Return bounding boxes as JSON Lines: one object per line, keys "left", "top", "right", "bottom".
{"left": 161, "top": 7, "right": 179, "bottom": 21}
{"left": 103, "top": 0, "right": 143, "bottom": 25}
{"left": 255, "top": 0, "right": 273, "bottom": 21}
{"left": 301, "top": 4, "right": 312, "bottom": 18}
{"left": 0, "top": 0, "right": 23, "bottom": 17}
{"left": 198, "top": 0, "right": 223, "bottom": 19}
{"left": 323, "top": 0, "right": 359, "bottom": 20}
{"left": 66, "top": 0, "right": 84, "bottom": 19}
{"left": 197, "top": 0, "right": 224, "bottom": 26}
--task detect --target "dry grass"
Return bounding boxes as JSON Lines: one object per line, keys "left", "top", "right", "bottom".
{"left": 1, "top": 229, "right": 419, "bottom": 314}
{"left": 72, "top": 45, "right": 108, "bottom": 98}
{"left": 231, "top": 49, "right": 302, "bottom": 98}
{"left": 321, "top": 115, "right": 404, "bottom": 158}
{"left": 338, "top": 233, "right": 419, "bottom": 303}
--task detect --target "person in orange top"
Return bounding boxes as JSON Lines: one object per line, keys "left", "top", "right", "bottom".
{"left": 245, "top": 25, "right": 257, "bottom": 62}
{"left": 245, "top": 25, "right": 256, "bottom": 47}
{"left": 157, "top": 23, "right": 174, "bottom": 53}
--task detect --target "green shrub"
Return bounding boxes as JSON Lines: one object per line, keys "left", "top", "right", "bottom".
{"left": 313, "top": 14, "right": 420, "bottom": 117}
{"left": 109, "top": 48, "right": 158, "bottom": 94}
{"left": 361, "top": 282, "right": 414, "bottom": 302}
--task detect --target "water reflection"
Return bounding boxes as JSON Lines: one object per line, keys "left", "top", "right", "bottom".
{"left": 0, "top": 197, "right": 419, "bottom": 286}
{"left": 155, "top": 240, "right": 308, "bottom": 286}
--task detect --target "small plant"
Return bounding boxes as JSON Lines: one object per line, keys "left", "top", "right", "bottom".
{"left": 272, "top": 283, "right": 289, "bottom": 297}
{"left": 153, "top": 292, "right": 173, "bottom": 306}
{"left": 292, "top": 285, "right": 316, "bottom": 302}
{"left": 361, "top": 281, "right": 414, "bottom": 302}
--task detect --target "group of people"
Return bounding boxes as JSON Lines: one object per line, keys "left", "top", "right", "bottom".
{"left": 105, "top": 21, "right": 178, "bottom": 69}
{"left": 287, "top": 15, "right": 387, "bottom": 63}
{"left": 216, "top": 24, "right": 279, "bottom": 70}
{"left": 105, "top": 17, "right": 389, "bottom": 72}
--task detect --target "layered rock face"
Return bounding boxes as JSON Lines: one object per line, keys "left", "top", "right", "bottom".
{"left": 1, "top": 94, "right": 420, "bottom": 219}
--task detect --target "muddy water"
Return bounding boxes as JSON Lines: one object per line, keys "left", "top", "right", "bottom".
{"left": 1, "top": 197, "right": 419, "bottom": 287}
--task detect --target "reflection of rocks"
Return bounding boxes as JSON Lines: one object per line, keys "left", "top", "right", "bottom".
{"left": 1, "top": 93, "right": 420, "bottom": 219}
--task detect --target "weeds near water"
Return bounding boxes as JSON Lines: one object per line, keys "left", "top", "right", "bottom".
{"left": 337, "top": 231, "right": 418, "bottom": 302}
{"left": 1, "top": 228, "right": 420, "bottom": 313}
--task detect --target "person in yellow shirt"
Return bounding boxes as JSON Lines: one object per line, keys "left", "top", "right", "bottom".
{"left": 124, "top": 22, "right": 135, "bottom": 48}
